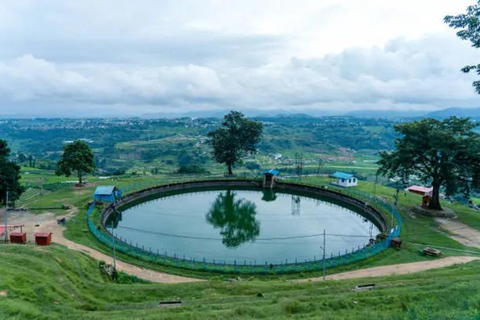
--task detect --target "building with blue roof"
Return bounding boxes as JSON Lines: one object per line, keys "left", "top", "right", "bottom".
{"left": 263, "top": 169, "right": 279, "bottom": 188}
{"left": 331, "top": 171, "right": 358, "bottom": 187}
{"left": 94, "top": 185, "right": 122, "bottom": 202}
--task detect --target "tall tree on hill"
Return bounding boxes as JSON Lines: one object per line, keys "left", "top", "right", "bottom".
{"left": 445, "top": 1, "right": 480, "bottom": 94}
{"left": 207, "top": 111, "right": 263, "bottom": 175}
{"left": 0, "top": 140, "right": 24, "bottom": 204}
{"left": 56, "top": 140, "right": 95, "bottom": 184}
{"left": 377, "top": 117, "right": 480, "bottom": 210}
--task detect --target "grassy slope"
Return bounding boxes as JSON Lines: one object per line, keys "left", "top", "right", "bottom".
{"left": 0, "top": 244, "right": 479, "bottom": 319}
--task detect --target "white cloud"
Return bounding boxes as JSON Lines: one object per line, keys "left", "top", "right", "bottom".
{"left": 0, "top": 0, "right": 478, "bottom": 116}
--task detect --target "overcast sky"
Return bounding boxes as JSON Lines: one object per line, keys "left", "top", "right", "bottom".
{"left": 0, "top": 0, "right": 479, "bottom": 117}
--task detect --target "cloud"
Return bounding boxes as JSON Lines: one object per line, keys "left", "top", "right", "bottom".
{"left": 0, "top": 35, "right": 479, "bottom": 116}
{"left": 0, "top": 0, "right": 479, "bottom": 116}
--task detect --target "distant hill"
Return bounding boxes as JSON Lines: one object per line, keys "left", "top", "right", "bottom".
{"left": 423, "top": 107, "right": 480, "bottom": 119}
{"left": 345, "top": 110, "right": 426, "bottom": 118}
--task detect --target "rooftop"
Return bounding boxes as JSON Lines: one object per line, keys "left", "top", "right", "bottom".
{"left": 331, "top": 172, "right": 355, "bottom": 179}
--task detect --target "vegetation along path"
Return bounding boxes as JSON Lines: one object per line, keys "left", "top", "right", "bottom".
{"left": 4, "top": 208, "right": 479, "bottom": 284}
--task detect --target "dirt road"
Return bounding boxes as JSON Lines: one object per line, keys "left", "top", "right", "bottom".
{"left": 2, "top": 210, "right": 200, "bottom": 284}
{"left": 298, "top": 256, "right": 480, "bottom": 282}
{"left": 436, "top": 218, "right": 480, "bottom": 248}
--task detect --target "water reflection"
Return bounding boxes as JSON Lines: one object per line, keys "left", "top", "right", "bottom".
{"left": 261, "top": 189, "right": 277, "bottom": 202}
{"left": 105, "top": 210, "right": 122, "bottom": 228}
{"left": 206, "top": 189, "right": 260, "bottom": 248}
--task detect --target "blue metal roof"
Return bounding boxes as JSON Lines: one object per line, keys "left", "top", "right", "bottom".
{"left": 263, "top": 169, "right": 279, "bottom": 176}
{"left": 331, "top": 172, "right": 354, "bottom": 179}
{"left": 94, "top": 186, "right": 116, "bottom": 195}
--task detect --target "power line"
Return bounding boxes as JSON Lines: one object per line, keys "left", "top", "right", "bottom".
{"left": 115, "top": 225, "right": 373, "bottom": 241}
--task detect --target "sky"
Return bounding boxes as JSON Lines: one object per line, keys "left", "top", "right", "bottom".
{"left": 0, "top": 0, "right": 479, "bottom": 117}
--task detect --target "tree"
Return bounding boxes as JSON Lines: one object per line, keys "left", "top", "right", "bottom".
{"left": 206, "top": 190, "right": 260, "bottom": 248}
{"left": 445, "top": 2, "right": 480, "bottom": 94}
{"left": 207, "top": 111, "right": 263, "bottom": 175}
{"left": 377, "top": 117, "right": 480, "bottom": 210}
{"left": 0, "top": 140, "right": 24, "bottom": 204}
{"left": 56, "top": 140, "right": 95, "bottom": 184}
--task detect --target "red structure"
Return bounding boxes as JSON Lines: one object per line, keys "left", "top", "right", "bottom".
{"left": 35, "top": 232, "right": 52, "bottom": 246}
{"left": 406, "top": 186, "right": 433, "bottom": 208}
{"left": 9, "top": 232, "right": 27, "bottom": 244}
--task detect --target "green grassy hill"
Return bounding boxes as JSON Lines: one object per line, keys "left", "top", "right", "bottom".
{"left": 1, "top": 244, "right": 480, "bottom": 319}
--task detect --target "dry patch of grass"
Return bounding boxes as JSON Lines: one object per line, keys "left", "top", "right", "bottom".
{"left": 0, "top": 291, "right": 7, "bottom": 297}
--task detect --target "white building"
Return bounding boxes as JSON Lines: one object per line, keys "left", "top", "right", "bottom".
{"left": 331, "top": 172, "right": 358, "bottom": 187}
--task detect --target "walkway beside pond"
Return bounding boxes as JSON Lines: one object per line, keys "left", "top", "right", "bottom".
{"left": 297, "top": 256, "right": 480, "bottom": 282}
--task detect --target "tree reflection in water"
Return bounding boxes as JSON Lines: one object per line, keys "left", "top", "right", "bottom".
{"left": 206, "top": 189, "right": 260, "bottom": 248}
{"left": 261, "top": 189, "right": 277, "bottom": 202}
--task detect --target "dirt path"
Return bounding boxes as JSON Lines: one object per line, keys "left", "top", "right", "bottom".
{"left": 436, "top": 218, "right": 480, "bottom": 248}
{"left": 297, "top": 256, "right": 480, "bottom": 282}
{"left": 2, "top": 210, "right": 200, "bottom": 284}
{"left": 3, "top": 210, "right": 479, "bottom": 284}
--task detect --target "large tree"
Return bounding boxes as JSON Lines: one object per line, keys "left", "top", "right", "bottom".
{"left": 56, "top": 140, "right": 95, "bottom": 184}
{"left": 445, "top": 2, "right": 480, "bottom": 94}
{"left": 377, "top": 117, "right": 480, "bottom": 211}
{"left": 0, "top": 140, "right": 24, "bottom": 204}
{"left": 207, "top": 111, "right": 263, "bottom": 175}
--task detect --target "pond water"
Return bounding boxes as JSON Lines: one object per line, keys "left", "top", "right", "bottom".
{"left": 112, "top": 188, "right": 380, "bottom": 265}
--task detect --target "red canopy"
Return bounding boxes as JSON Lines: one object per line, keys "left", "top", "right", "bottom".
{"left": 406, "top": 186, "right": 433, "bottom": 197}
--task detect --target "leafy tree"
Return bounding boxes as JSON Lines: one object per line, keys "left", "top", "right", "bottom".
{"left": 0, "top": 140, "right": 24, "bottom": 204}
{"left": 207, "top": 111, "right": 263, "bottom": 175}
{"left": 377, "top": 117, "right": 480, "bottom": 210}
{"left": 445, "top": 2, "right": 480, "bottom": 93}
{"left": 206, "top": 190, "right": 260, "bottom": 248}
{"left": 56, "top": 140, "right": 95, "bottom": 184}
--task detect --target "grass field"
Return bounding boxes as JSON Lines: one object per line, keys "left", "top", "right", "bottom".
{"left": 1, "top": 244, "right": 480, "bottom": 319}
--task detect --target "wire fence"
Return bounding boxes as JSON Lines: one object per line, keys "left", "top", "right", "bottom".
{"left": 87, "top": 178, "right": 401, "bottom": 275}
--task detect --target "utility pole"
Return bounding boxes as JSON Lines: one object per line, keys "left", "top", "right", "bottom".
{"left": 4, "top": 190, "right": 9, "bottom": 243}
{"left": 322, "top": 229, "right": 326, "bottom": 281}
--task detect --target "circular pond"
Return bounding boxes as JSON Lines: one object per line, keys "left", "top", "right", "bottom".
{"left": 110, "top": 188, "right": 380, "bottom": 265}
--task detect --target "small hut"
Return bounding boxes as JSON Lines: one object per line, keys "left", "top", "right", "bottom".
{"left": 406, "top": 186, "right": 433, "bottom": 208}
{"left": 94, "top": 186, "right": 122, "bottom": 203}
{"left": 263, "top": 169, "right": 279, "bottom": 188}
{"left": 331, "top": 172, "right": 358, "bottom": 187}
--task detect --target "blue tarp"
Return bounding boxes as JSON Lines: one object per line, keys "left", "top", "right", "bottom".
{"left": 331, "top": 172, "right": 354, "bottom": 179}
{"left": 263, "top": 169, "right": 279, "bottom": 176}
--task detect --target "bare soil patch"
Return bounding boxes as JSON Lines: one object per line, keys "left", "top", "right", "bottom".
{"left": 298, "top": 256, "right": 480, "bottom": 282}
{"left": 437, "top": 218, "right": 480, "bottom": 248}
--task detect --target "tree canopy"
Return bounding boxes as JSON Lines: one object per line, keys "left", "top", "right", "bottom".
{"left": 377, "top": 117, "right": 480, "bottom": 210}
{"left": 207, "top": 111, "right": 263, "bottom": 175}
{"left": 56, "top": 140, "right": 95, "bottom": 184}
{"left": 0, "top": 140, "right": 24, "bottom": 204}
{"left": 445, "top": 1, "right": 480, "bottom": 93}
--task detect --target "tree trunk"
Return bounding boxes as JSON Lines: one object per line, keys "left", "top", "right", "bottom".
{"left": 78, "top": 171, "right": 83, "bottom": 184}
{"left": 227, "top": 162, "right": 233, "bottom": 175}
{"left": 428, "top": 182, "right": 442, "bottom": 210}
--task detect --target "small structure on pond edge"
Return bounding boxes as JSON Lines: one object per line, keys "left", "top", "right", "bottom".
{"left": 331, "top": 172, "right": 358, "bottom": 187}
{"left": 263, "top": 169, "right": 279, "bottom": 188}
{"left": 406, "top": 186, "right": 432, "bottom": 208}
{"left": 94, "top": 186, "right": 122, "bottom": 203}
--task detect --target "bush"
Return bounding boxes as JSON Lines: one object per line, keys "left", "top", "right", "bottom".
{"left": 176, "top": 165, "right": 209, "bottom": 174}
